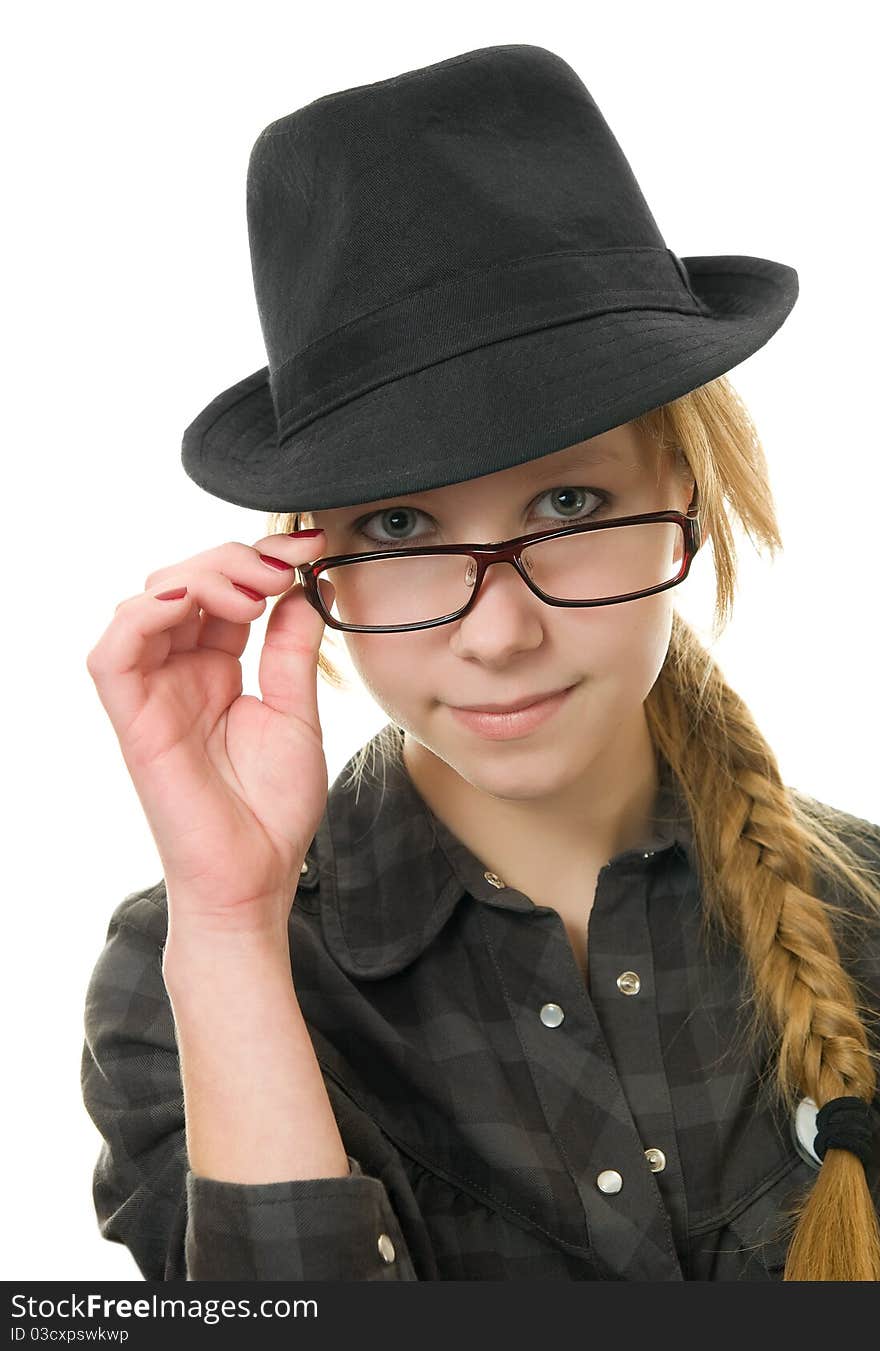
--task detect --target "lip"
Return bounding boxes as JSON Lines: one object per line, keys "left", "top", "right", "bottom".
{"left": 449, "top": 684, "right": 578, "bottom": 741}
{"left": 454, "top": 685, "right": 574, "bottom": 714}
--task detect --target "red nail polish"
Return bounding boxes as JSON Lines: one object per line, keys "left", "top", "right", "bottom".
{"left": 285, "top": 528, "right": 323, "bottom": 537}
{"left": 258, "top": 552, "right": 293, "bottom": 570}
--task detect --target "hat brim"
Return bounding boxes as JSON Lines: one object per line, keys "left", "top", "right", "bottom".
{"left": 181, "top": 254, "right": 797, "bottom": 512}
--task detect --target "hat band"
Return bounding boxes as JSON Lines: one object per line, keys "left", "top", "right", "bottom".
{"left": 272, "top": 246, "right": 710, "bottom": 440}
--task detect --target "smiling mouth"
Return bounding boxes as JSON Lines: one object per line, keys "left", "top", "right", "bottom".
{"left": 453, "top": 685, "right": 575, "bottom": 715}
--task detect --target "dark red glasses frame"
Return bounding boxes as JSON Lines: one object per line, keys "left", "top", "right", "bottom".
{"left": 297, "top": 481, "right": 702, "bottom": 634}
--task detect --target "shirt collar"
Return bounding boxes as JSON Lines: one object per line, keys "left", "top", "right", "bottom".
{"left": 311, "top": 725, "right": 698, "bottom": 980}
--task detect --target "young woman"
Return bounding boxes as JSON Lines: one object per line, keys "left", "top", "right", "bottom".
{"left": 81, "top": 44, "right": 880, "bottom": 1282}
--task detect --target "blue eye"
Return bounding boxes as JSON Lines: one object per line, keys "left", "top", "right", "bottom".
{"left": 355, "top": 487, "right": 610, "bottom": 550}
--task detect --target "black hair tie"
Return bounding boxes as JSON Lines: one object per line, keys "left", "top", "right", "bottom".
{"left": 813, "top": 1096, "right": 877, "bottom": 1168}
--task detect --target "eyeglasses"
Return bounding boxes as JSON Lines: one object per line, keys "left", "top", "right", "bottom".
{"left": 297, "top": 482, "right": 702, "bottom": 634}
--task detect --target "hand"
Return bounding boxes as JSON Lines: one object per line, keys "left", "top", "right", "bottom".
{"left": 86, "top": 531, "right": 334, "bottom": 941}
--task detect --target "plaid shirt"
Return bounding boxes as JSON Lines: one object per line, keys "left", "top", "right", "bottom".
{"left": 82, "top": 728, "right": 880, "bottom": 1281}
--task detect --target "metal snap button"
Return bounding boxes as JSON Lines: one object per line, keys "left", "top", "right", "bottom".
{"left": 300, "top": 860, "right": 309, "bottom": 875}
{"left": 644, "top": 1147, "right": 666, "bottom": 1172}
{"left": 377, "top": 1233, "right": 396, "bottom": 1263}
{"left": 616, "top": 971, "right": 641, "bottom": 996}
{"left": 540, "top": 1003, "right": 565, "bottom": 1027}
{"left": 484, "top": 871, "right": 505, "bottom": 888}
{"left": 597, "top": 1170, "right": 623, "bottom": 1194}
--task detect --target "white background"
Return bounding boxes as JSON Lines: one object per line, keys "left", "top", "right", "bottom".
{"left": 4, "top": 0, "right": 877, "bottom": 1281}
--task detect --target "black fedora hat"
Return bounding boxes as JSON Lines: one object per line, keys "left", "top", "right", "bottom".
{"left": 181, "top": 43, "right": 798, "bottom": 513}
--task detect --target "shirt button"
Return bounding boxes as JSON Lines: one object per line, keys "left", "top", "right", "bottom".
{"left": 377, "top": 1233, "right": 396, "bottom": 1263}
{"left": 644, "top": 1147, "right": 666, "bottom": 1172}
{"left": 300, "top": 861, "right": 309, "bottom": 875}
{"left": 597, "top": 1170, "right": 623, "bottom": 1194}
{"left": 484, "top": 871, "right": 505, "bottom": 889}
{"left": 642, "top": 851, "right": 654, "bottom": 859}
{"left": 616, "top": 970, "right": 641, "bottom": 995}
{"left": 540, "top": 1002, "right": 565, "bottom": 1027}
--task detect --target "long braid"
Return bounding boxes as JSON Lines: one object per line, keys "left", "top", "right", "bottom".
{"left": 645, "top": 613, "right": 880, "bottom": 1280}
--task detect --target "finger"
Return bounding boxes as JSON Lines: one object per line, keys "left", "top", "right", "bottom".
{"left": 89, "top": 534, "right": 329, "bottom": 734}
{"left": 191, "top": 533, "right": 326, "bottom": 658}
{"left": 142, "top": 539, "right": 252, "bottom": 590}
{"left": 193, "top": 606, "right": 251, "bottom": 658}
{"left": 87, "top": 570, "right": 277, "bottom": 738}
{"left": 114, "top": 579, "right": 243, "bottom": 659}
{"left": 155, "top": 535, "right": 320, "bottom": 658}
{"left": 87, "top": 584, "right": 199, "bottom": 738}
{"left": 143, "top": 537, "right": 301, "bottom": 592}
{"left": 256, "top": 574, "right": 335, "bottom": 722}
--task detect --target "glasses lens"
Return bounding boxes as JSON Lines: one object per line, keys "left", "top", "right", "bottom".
{"left": 320, "top": 522, "right": 685, "bottom": 630}
{"left": 322, "top": 552, "right": 473, "bottom": 629}
{"left": 521, "top": 520, "right": 685, "bottom": 602}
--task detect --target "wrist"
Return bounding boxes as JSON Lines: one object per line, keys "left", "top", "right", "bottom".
{"left": 162, "top": 923, "right": 293, "bottom": 992}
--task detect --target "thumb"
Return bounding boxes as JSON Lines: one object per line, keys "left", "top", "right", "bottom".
{"left": 257, "top": 577, "right": 335, "bottom": 719}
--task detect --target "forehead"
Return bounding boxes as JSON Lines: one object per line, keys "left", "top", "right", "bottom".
{"left": 318, "top": 425, "right": 653, "bottom": 516}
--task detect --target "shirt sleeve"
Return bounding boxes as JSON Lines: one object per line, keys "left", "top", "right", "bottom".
{"left": 81, "top": 883, "right": 422, "bottom": 1281}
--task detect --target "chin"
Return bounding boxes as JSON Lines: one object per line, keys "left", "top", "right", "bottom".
{"left": 448, "top": 736, "right": 586, "bottom": 799}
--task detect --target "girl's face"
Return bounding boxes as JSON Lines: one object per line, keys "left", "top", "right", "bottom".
{"left": 307, "top": 422, "right": 695, "bottom": 804}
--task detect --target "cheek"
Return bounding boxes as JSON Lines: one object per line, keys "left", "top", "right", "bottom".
{"left": 344, "top": 597, "right": 673, "bottom": 705}
{"left": 343, "top": 636, "right": 420, "bottom": 706}
{"left": 570, "top": 597, "right": 673, "bottom": 687}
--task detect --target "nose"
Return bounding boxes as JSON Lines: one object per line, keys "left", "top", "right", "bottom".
{"left": 463, "top": 553, "right": 536, "bottom": 594}
{"left": 451, "top": 555, "right": 545, "bottom": 658}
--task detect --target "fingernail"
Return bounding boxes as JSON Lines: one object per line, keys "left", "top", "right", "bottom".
{"left": 155, "top": 587, "right": 188, "bottom": 601}
{"left": 285, "top": 528, "right": 323, "bottom": 537}
{"left": 258, "top": 552, "right": 294, "bottom": 570}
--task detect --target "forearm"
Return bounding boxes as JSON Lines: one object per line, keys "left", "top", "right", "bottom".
{"left": 162, "top": 924, "right": 349, "bottom": 1184}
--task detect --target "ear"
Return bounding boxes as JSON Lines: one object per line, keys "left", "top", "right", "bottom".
{"left": 682, "top": 474, "right": 709, "bottom": 548}
{"left": 680, "top": 476, "right": 698, "bottom": 514}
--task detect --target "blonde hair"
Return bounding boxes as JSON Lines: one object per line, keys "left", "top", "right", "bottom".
{"left": 266, "top": 375, "right": 880, "bottom": 1280}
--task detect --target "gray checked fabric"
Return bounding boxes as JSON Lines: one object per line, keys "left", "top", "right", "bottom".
{"left": 81, "top": 726, "right": 880, "bottom": 1281}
